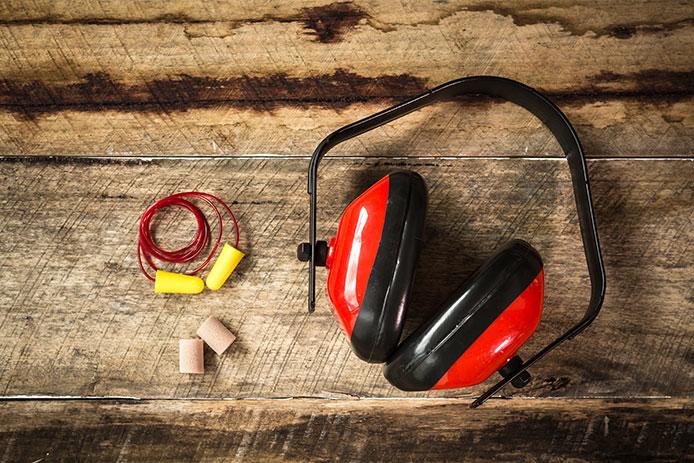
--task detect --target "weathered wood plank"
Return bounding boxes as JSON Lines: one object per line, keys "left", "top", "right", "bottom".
{"left": 0, "top": 158, "right": 690, "bottom": 398}
{"left": 0, "top": 0, "right": 691, "bottom": 156}
{"left": 3, "top": 0, "right": 691, "bottom": 28}
{"left": 1, "top": 399, "right": 691, "bottom": 462}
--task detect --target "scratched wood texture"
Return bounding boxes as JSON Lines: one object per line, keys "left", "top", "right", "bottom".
{"left": 2, "top": 399, "right": 692, "bottom": 462}
{"left": 0, "top": 0, "right": 692, "bottom": 157}
{"left": 1, "top": 1, "right": 693, "bottom": 461}
{"left": 0, "top": 158, "right": 691, "bottom": 399}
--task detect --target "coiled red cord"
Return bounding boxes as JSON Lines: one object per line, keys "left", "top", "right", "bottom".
{"left": 137, "top": 192, "right": 239, "bottom": 281}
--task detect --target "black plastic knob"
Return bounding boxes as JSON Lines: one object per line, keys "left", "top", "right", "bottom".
{"left": 297, "top": 243, "right": 311, "bottom": 262}
{"left": 296, "top": 241, "right": 329, "bottom": 266}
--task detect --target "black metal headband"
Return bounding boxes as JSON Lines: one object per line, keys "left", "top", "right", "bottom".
{"left": 302, "top": 76, "right": 606, "bottom": 407}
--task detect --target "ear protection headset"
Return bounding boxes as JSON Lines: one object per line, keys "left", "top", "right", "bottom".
{"left": 297, "top": 76, "right": 606, "bottom": 407}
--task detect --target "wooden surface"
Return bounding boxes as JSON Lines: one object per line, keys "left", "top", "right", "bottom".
{"left": 0, "top": 1, "right": 692, "bottom": 461}
{"left": 0, "top": 0, "right": 693, "bottom": 157}
{"left": 0, "top": 158, "right": 692, "bottom": 399}
{"left": 2, "top": 399, "right": 692, "bottom": 462}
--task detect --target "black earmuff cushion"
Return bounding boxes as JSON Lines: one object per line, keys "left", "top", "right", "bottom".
{"left": 383, "top": 240, "right": 543, "bottom": 390}
{"left": 350, "top": 171, "right": 427, "bottom": 363}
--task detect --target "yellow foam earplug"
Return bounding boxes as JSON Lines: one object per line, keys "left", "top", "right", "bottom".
{"left": 154, "top": 270, "right": 204, "bottom": 294}
{"left": 206, "top": 243, "right": 245, "bottom": 290}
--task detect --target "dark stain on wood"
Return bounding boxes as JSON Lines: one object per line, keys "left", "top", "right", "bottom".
{"left": 546, "top": 69, "right": 694, "bottom": 104}
{"left": 0, "top": 13, "right": 211, "bottom": 25}
{"left": 1, "top": 68, "right": 692, "bottom": 120}
{"left": 0, "top": 69, "right": 427, "bottom": 120}
{"left": 603, "top": 22, "right": 694, "bottom": 40}
{"left": 587, "top": 69, "right": 693, "bottom": 95}
{"left": 0, "top": 2, "right": 369, "bottom": 43}
{"left": 534, "top": 69, "right": 694, "bottom": 107}
{"left": 601, "top": 19, "right": 694, "bottom": 39}
{"left": 301, "top": 2, "right": 368, "bottom": 43}
{"left": 183, "top": 2, "right": 369, "bottom": 42}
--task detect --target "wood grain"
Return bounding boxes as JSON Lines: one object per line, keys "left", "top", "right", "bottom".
{"left": 1, "top": 2, "right": 691, "bottom": 459}
{"left": 0, "top": 1, "right": 692, "bottom": 156}
{"left": 0, "top": 157, "right": 690, "bottom": 399}
{"left": 1, "top": 398, "right": 691, "bottom": 462}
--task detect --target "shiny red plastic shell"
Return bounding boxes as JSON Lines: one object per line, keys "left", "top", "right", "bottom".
{"left": 326, "top": 176, "right": 389, "bottom": 336}
{"left": 433, "top": 269, "right": 545, "bottom": 389}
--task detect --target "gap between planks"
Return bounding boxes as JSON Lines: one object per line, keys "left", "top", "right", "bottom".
{"left": 0, "top": 155, "right": 692, "bottom": 162}
{"left": 0, "top": 395, "right": 677, "bottom": 402}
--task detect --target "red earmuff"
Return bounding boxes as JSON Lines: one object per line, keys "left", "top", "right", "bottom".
{"left": 383, "top": 237, "right": 545, "bottom": 391}
{"left": 315, "top": 169, "right": 546, "bottom": 389}
{"left": 323, "top": 171, "right": 426, "bottom": 362}
{"left": 297, "top": 76, "right": 606, "bottom": 408}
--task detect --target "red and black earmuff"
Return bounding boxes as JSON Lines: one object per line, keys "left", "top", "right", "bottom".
{"left": 297, "top": 76, "right": 606, "bottom": 407}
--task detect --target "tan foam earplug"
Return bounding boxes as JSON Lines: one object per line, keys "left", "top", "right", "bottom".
{"left": 196, "top": 316, "right": 236, "bottom": 355}
{"left": 179, "top": 339, "right": 204, "bottom": 374}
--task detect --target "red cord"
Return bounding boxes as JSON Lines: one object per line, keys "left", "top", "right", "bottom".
{"left": 137, "top": 192, "right": 239, "bottom": 281}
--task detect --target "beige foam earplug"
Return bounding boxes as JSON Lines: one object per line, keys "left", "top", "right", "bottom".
{"left": 196, "top": 316, "right": 236, "bottom": 355}
{"left": 179, "top": 339, "right": 204, "bottom": 374}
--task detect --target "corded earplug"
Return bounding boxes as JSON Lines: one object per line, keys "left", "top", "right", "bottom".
{"left": 137, "top": 192, "right": 241, "bottom": 293}
{"left": 205, "top": 243, "right": 245, "bottom": 290}
{"left": 154, "top": 270, "right": 205, "bottom": 294}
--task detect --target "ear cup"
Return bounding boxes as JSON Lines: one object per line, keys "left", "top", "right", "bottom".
{"left": 348, "top": 171, "right": 427, "bottom": 362}
{"left": 383, "top": 239, "right": 544, "bottom": 390}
